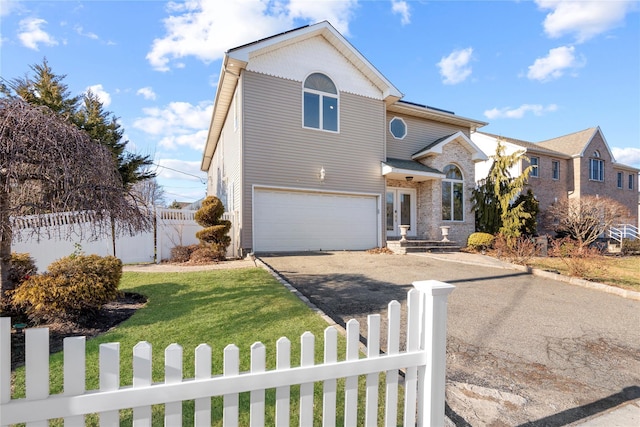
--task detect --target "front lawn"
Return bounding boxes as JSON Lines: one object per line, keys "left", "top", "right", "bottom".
{"left": 526, "top": 255, "right": 640, "bottom": 292}
{"left": 10, "top": 268, "right": 401, "bottom": 425}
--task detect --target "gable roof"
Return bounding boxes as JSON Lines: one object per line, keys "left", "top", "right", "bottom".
{"left": 475, "top": 131, "right": 570, "bottom": 158}
{"left": 202, "top": 21, "right": 403, "bottom": 171}
{"left": 411, "top": 131, "right": 488, "bottom": 162}
{"left": 536, "top": 127, "right": 602, "bottom": 158}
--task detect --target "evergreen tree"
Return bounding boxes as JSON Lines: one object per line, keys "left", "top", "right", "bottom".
{"left": 472, "top": 140, "right": 534, "bottom": 244}
{"left": 6, "top": 58, "right": 80, "bottom": 120}
{"left": 75, "top": 90, "right": 155, "bottom": 190}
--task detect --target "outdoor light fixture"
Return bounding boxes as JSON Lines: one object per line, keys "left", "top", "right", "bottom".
{"left": 406, "top": 176, "right": 413, "bottom": 182}
{"left": 320, "top": 167, "right": 326, "bottom": 182}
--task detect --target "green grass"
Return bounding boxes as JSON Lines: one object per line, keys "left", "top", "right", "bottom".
{"left": 526, "top": 255, "right": 640, "bottom": 292}
{"left": 11, "top": 268, "right": 404, "bottom": 426}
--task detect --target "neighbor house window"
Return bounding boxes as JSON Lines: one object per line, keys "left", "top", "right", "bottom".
{"left": 530, "top": 157, "right": 539, "bottom": 178}
{"left": 629, "top": 174, "right": 635, "bottom": 190}
{"left": 589, "top": 151, "right": 604, "bottom": 181}
{"left": 303, "top": 73, "right": 338, "bottom": 132}
{"left": 389, "top": 117, "right": 407, "bottom": 139}
{"left": 552, "top": 160, "right": 560, "bottom": 180}
{"left": 442, "top": 164, "right": 464, "bottom": 221}
{"left": 617, "top": 172, "right": 623, "bottom": 188}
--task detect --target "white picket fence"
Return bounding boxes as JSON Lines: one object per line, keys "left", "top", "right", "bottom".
{"left": 0, "top": 281, "right": 454, "bottom": 426}
{"left": 12, "top": 209, "right": 239, "bottom": 270}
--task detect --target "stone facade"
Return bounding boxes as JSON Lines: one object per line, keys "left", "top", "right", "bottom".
{"left": 386, "top": 140, "right": 477, "bottom": 245}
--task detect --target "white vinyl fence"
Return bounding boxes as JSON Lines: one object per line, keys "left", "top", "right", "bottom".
{"left": 0, "top": 281, "right": 454, "bottom": 426}
{"left": 12, "top": 209, "right": 239, "bottom": 270}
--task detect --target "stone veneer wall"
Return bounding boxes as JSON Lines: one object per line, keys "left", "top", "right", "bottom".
{"left": 421, "top": 140, "right": 476, "bottom": 244}
{"left": 387, "top": 140, "right": 477, "bottom": 245}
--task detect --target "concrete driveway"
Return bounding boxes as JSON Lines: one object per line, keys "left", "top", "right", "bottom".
{"left": 258, "top": 251, "right": 640, "bottom": 426}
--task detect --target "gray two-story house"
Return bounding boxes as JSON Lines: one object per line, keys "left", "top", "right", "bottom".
{"left": 201, "top": 21, "right": 487, "bottom": 255}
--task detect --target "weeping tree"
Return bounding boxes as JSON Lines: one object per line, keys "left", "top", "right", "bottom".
{"left": 5, "top": 59, "right": 156, "bottom": 255}
{"left": 472, "top": 139, "right": 534, "bottom": 244}
{"left": 0, "top": 97, "right": 150, "bottom": 303}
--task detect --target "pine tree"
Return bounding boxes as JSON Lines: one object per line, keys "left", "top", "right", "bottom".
{"left": 7, "top": 58, "right": 80, "bottom": 120}
{"left": 472, "top": 139, "right": 533, "bottom": 245}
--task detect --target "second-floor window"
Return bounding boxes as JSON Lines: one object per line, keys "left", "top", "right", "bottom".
{"left": 617, "top": 172, "right": 623, "bottom": 188}
{"left": 303, "top": 73, "right": 338, "bottom": 132}
{"left": 589, "top": 151, "right": 604, "bottom": 182}
{"left": 552, "top": 160, "right": 560, "bottom": 180}
{"left": 629, "top": 174, "right": 635, "bottom": 190}
{"left": 530, "top": 157, "right": 539, "bottom": 178}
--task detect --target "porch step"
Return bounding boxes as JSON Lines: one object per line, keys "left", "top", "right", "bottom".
{"left": 387, "top": 239, "right": 461, "bottom": 255}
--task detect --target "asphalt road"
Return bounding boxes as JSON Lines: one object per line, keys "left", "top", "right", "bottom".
{"left": 258, "top": 251, "right": 640, "bottom": 426}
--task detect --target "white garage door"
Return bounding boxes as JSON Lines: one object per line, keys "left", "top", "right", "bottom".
{"left": 254, "top": 189, "right": 379, "bottom": 252}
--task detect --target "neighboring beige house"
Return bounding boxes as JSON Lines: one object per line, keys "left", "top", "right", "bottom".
{"left": 472, "top": 127, "right": 639, "bottom": 235}
{"left": 201, "top": 21, "right": 488, "bottom": 255}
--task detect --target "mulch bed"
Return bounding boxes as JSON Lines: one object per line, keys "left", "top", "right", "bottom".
{"left": 8, "top": 292, "right": 146, "bottom": 371}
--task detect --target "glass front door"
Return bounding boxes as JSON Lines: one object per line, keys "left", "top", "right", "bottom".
{"left": 386, "top": 188, "right": 417, "bottom": 237}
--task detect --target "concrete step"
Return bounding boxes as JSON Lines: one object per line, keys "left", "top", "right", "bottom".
{"left": 387, "top": 239, "right": 461, "bottom": 254}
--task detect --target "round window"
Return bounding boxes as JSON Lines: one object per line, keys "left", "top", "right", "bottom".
{"left": 390, "top": 117, "right": 407, "bottom": 139}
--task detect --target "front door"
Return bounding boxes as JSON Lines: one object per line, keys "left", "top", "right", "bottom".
{"left": 386, "top": 187, "right": 417, "bottom": 237}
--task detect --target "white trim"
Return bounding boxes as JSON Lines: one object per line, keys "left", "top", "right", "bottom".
{"left": 389, "top": 117, "right": 407, "bottom": 140}
{"left": 412, "top": 131, "right": 488, "bottom": 162}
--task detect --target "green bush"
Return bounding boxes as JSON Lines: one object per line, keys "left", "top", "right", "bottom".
{"left": 467, "top": 232, "right": 495, "bottom": 251}
{"left": 8, "top": 252, "right": 37, "bottom": 291}
{"left": 10, "top": 254, "right": 122, "bottom": 323}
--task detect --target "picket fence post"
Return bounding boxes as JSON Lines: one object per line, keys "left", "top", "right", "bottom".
{"left": 0, "top": 283, "right": 456, "bottom": 426}
{"left": 413, "top": 280, "right": 455, "bottom": 427}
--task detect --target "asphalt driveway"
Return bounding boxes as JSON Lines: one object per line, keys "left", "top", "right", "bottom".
{"left": 258, "top": 251, "right": 640, "bottom": 426}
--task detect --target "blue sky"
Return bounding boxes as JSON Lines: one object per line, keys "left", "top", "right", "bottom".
{"left": 1, "top": 0, "right": 639, "bottom": 203}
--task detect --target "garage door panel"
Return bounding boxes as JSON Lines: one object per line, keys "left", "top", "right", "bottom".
{"left": 254, "top": 190, "right": 378, "bottom": 252}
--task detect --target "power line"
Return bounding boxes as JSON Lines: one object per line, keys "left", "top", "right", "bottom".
{"left": 151, "top": 162, "right": 207, "bottom": 184}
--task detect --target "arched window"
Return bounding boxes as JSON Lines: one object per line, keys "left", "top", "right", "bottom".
{"left": 303, "top": 73, "right": 338, "bottom": 132}
{"left": 442, "top": 164, "right": 464, "bottom": 221}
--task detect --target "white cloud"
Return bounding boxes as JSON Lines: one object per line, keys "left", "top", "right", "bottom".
{"left": 133, "top": 101, "right": 213, "bottom": 151}
{"left": 527, "top": 45, "right": 585, "bottom": 81}
{"left": 484, "top": 104, "right": 558, "bottom": 119}
{"left": 437, "top": 47, "right": 473, "bottom": 85}
{"left": 391, "top": 0, "right": 410, "bottom": 25}
{"left": 86, "top": 84, "right": 111, "bottom": 107}
{"left": 146, "top": 0, "right": 358, "bottom": 71}
{"left": 536, "top": 0, "right": 636, "bottom": 43}
{"left": 137, "top": 87, "right": 157, "bottom": 100}
{"left": 1, "top": 0, "right": 21, "bottom": 17}
{"left": 18, "top": 17, "right": 58, "bottom": 50}
{"left": 612, "top": 147, "right": 640, "bottom": 168}
{"left": 75, "top": 25, "right": 98, "bottom": 40}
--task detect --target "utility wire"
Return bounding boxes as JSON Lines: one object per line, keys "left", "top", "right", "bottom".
{"left": 151, "top": 162, "right": 207, "bottom": 184}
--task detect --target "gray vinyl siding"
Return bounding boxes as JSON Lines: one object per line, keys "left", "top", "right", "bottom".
{"left": 242, "top": 71, "right": 386, "bottom": 248}
{"left": 386, "top": 113, "right": 470, "bottom": 160}
{"left": 208, "top": 82, "right": 242, "bottom": 215}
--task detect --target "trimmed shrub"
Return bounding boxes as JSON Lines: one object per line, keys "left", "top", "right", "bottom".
{"left": 194, "top": 196, "right": 231, "bottom": 260}
{"left": 189, "top": 246, "right": 219, "bottom": 264}
{"left": 467, "top": 232, "right": 495, "bottom": 251}
{"left": 10, "top": 255, "right": 122, "bottom": 323}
